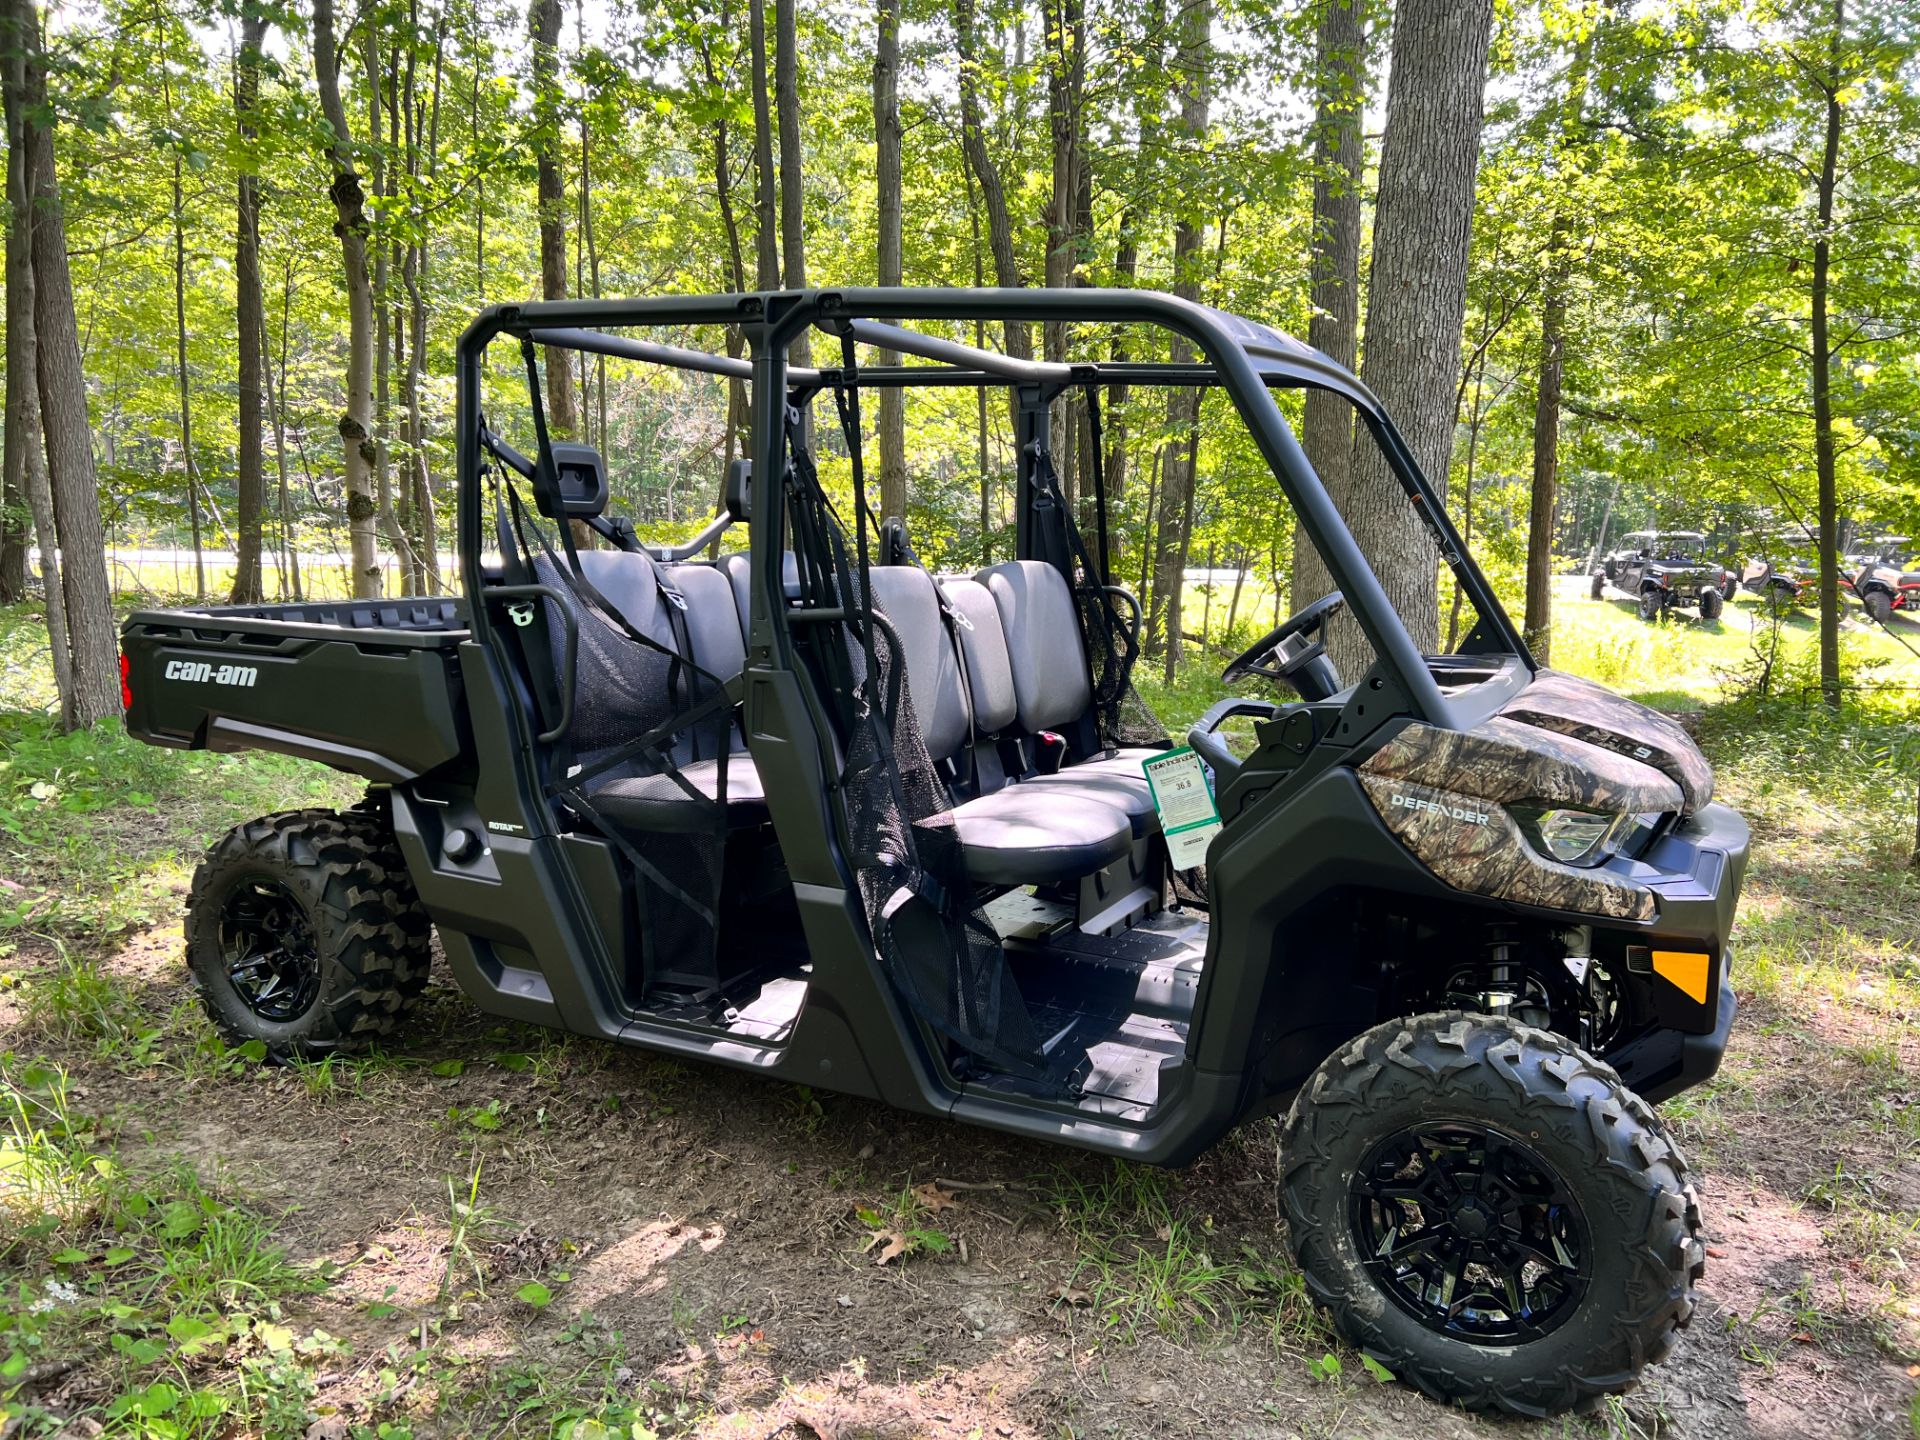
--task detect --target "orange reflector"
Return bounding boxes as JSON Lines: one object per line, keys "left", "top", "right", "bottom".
{"left": 1652, "top": 950, "right": 1711, "bottom": 1005}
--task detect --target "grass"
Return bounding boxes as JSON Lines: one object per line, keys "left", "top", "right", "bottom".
{"left": 0, "top": 601, "right": 359, "bottom": 943}
{"left": 1047, "top": 1158, "right": 1318, "bottom": 1348}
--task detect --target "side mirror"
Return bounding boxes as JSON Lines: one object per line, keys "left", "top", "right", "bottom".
{"left": 538, "top": 443, "right": 610, "bottom": 519}
{"left": 724, "top": 459, "right": 752, "bottom": 522}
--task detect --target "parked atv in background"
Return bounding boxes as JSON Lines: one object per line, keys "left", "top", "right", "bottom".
{"left": 1734, "top": 536, "right": 1816, "bottom": 613}
{"left": 1592, "top": 531, "right": 1730, "bottom": 622}
{"left": 1842, "top": 536, "right": 1918, "bottom": 625}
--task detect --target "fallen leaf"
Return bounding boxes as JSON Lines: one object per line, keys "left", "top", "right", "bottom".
{"left": 1792, "top": 1332, "right": 1814, "bottom": 1345}
{"left": 1706, "top": 1245, "right": 1727, "bottom": 1258}
{"left": 305, "top": 1421, "right": 350, "bottom": 1440}
{"left": 1047, "top": 1285, "right": 1092, "bottom": 1308}
{"left": 862, "top": 1229, "right": 909, "bottom": 1265}
{"left": 911, "top": 1183, "right": 959, "bottom": 1214}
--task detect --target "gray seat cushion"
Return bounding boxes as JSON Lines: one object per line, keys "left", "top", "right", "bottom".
{"left": 1018, "top": 748, "right": 1161, "bottom": 834}
{"left": 868, "top": 566, "right": 971, "bottom": 763}
{"left": 976, "top": 560, "right": 1093, "bottom": 733}
{"left": 937, "top": 785, "right": 1132, "bottom": 886}
{"left": 588, "top": 754, "right": 767, "bottom": 833}
{"left": 939, "top": 578, "right": 1018, "bottom": 734}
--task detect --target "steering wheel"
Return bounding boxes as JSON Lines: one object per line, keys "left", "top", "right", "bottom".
{"left": 1220, "top": 591, "right": 1346, "bottom": 694}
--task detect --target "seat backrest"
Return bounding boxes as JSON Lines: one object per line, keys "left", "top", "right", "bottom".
{"left": 530, "top": 549, "right": 745, "bottom": 762}
{"left": 975, "top": 560, "right": 1091, "bottom": 734}
{"left": 939, "top": 578, "right": 1017, "bottom": 735}
{"left": 534, "top": 549, "right": 679, "bottom": 757}
{"left": 663, "top": 561, "right": 745, "bottom": 683}
{"left": 716, "top": 550, "right": 800, "bottom": 641}
{"left": 866, "top": 565, "right": 970, "bottom": 763}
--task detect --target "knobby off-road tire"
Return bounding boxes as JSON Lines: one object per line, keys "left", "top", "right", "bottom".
{"left": 1698, "top": 586, "right": 1724, "bottom": 621}
{"left": 186, "top": 807, "right": 434, "bottom": 1060}
{"left": 1279, "top": 1012, "right": 1705, "bottom": 1418}
{"left": 1865, "top": 590, "right": 1895, "bottom": 626}
{"left": 1637, "top": 589, "right": 1663, "bottom": 622}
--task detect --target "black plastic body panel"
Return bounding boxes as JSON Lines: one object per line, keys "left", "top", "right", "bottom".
{"left": 120, "top": 605, "right": 469, "bottom": 783}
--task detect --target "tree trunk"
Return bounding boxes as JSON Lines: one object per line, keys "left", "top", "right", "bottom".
{"left": 1522, "top": 13, "right": 1602, "bottom": 663}
{"left": 775, "top": 0, "right": 811, "bottom": 367}
{"left": 1812, "top": 0, "right": 1843, "bottom": 709}
{"left": 18, "top": 11, "right": 118, "bottom": 725}
{"left": 874, "top": 0, "right": 906, "bottom": 522}
{"left": 749, "top": 0, "right": 780, "bottom": 290}
{"left": 1041, "top": 0, "right": 1087, "bottom": 487}
{"left": 0, "top": 459, "right": 24, "bottom": 605}
{"left": 314, "top": 0, "right": 383, "bottom": 598}
{"left": 230, "top": 10, "right": 269, "bottom": 604}
{"left": 1291, "top": 0, "right": 1366, "bottom": 612}
{"left": 1337, "top": 0, "right": 1494, "bottom": 678}
{"left": 1148, "top": 0, "right": 1210, "bottom": 678}
{"left": 954, "top": 0, "right": 1031, "bottom": 362}
{"left": 529, "top": 0, "right": 579, "bottom": 441}
{"left": 164, "top": 56, "right": 206, "bottom": 603}
{"left": 1524, "top": 277, "right": 1565, "bottom": 661}
{"left": 2, "top": 15, "right": 71, "bottom": 717}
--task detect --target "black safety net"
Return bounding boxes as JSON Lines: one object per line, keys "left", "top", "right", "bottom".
{"left": 780, "top": 362, "right": 1059, "bottom": 1086}
{"left": 485, "top": 342, "right": 738, "bottom": 997}
{"left": 1040, "top": 386, "right": 1169, "bottom": 756}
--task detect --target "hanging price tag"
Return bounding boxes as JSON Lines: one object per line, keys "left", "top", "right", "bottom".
{"left": 1141, "top": 746, "right": 1222, "bottom": 870}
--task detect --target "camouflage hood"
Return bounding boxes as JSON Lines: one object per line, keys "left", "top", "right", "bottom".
{"left": 1498, "top": 669, "right": 1713, "bottom": 817}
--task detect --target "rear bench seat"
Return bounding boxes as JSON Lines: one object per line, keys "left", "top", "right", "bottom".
{"left": 866, "top": 566, "right": 1135, "bottom": 885}
{"left": 535, "top": 546, "right": 1153, "bottom": 887}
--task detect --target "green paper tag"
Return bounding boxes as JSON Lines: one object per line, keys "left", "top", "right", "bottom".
{"left": 1142, "top": 746, "right": 1222, "bottom": 870}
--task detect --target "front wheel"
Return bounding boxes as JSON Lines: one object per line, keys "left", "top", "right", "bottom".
{"left": 185, "top": 808, "right": 433, "bottom": 1060}
{"left": 1865, "top": 590, "right": 1895, "bottom": 625}
{"left": 1279, "top": 1012, "right": 1704, "bottom": 1417}
{"left": 1637, "top": 589, "right": 1663, "bottom": 622}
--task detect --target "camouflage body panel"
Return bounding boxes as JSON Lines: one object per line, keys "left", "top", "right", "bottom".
{"left": 1361, "top": 716, "right": 1684, "bottom": 815}
{"left": 1499, "top": 669, "right": 1713, "bottom": 815}
{"left": 1357, "top": 715, "right": 1681, "bottom": 921}
{"left": 1356, "top": 774, "right": 1657, "bottom": 921}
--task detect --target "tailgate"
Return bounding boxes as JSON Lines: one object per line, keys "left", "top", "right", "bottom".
{"left": 121, "top": 607, "right": 470, "bottom": 784}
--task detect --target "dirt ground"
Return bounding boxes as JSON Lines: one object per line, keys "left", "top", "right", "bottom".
{"left": 14, "top": 910, "right": 1915, "bottom": 1440}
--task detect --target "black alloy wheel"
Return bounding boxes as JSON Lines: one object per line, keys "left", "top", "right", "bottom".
{"left": 1349, "top": 1121, "right": 1590, "bottom": 1344}
{"left": 217, "top": 877, "right": 321, "bottom": 1022}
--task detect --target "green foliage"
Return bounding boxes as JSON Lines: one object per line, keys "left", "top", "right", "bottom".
{"left": 0, "top": 606, "right": 357, "bottom": 939}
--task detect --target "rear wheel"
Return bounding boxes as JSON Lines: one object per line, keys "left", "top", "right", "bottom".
{"left": 1279, "top": 1012, "right": 1703, "bottom": 1417}
{"left": 1637, "top": 589, "right": 1663, "bottom": 622}
{"left": 186, "top": 808, "right": 433, "bottom": 1059}
{"left": 1699, "top": 587, "right": 1723, "bottom": 620}
{"left": 1588, "top": 572, "right": 1604, "bottom": 600}
{"left": 1865, "top": 590, "right": 1895, "bottom": 625}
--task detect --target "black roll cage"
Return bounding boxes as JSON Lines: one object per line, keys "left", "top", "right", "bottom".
{"left": 456, "top": 287, "right": 1531, "bottom": 731}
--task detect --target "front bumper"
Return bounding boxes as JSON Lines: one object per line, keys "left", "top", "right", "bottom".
{"left": 1597, "top": 801, "right": 1748, "bottom": 1102}
{"left": 1614, "top": 968, "right": 1737, "bottom": 1103}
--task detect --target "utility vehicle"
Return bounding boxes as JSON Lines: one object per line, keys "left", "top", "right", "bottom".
{"left": 1592, "top": 531, "right": 1729, "bottom": 621}
{"left": 122, "top": 289, "right": 1747, "bottom": 1417}
{"left": 1733, "top": 533, "right": 1816, "bottom": 611}
{"left": 1842, "top": 535, "right": 1918, "bottom": 624}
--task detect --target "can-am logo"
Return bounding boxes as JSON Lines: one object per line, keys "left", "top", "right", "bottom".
{"left": 1390, "top": 792, "right": 1489, "bottom": 825}
{"left": 163, "top": 659, "right": 259, "bottom": 688}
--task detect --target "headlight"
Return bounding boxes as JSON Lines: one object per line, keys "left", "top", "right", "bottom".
{"left": 1509, "top": 806, "right": 1668, "bottom": 868}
